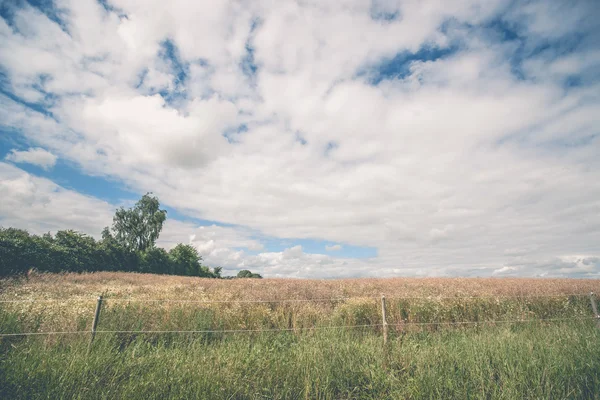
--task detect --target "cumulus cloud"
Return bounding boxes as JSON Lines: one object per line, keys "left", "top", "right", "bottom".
{"left": 5, "top": 148, "right": 57, "bottom": 170}
{"left": 0, "top": 0, "right": 599, "bottom": 277}
{"left": 492, "top": 266, "right": 518, "bottom": 276}
{"left": 0, "top": 162, "right": 114, "bottom": 234}
{"left": 158, "top": 220, "right": 264, "bottom": 254}
{"left": 326, "top": 244, "right": 342, "bottom": 251}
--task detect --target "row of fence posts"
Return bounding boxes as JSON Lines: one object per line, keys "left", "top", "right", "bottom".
{"left": 87, "top": 293, "right": 600, "bottom": 347}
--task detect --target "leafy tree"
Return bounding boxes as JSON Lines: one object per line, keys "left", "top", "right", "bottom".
{"left": 52, "top": 230, "right": 100, "bottom": 272}
{"left": 237, "top": 269, "right": 262, "bottom": 279}
{"left": 101, "top": 226, "right": 113, "bottom": 241}
{"left": 169, "top": 244, "right": 207, "bottom": 276}
{"left": 237, "top": 269, "right": 252, "bottom": 278}
{"left": 0, "top": 228, "right": 35, "bottom": 276}
{"left": 98, "top": 228, "right": 138, "bottom": 272}
{"left": 112, "top": 193, "right": 167, "bottom": 252}
{"left": 140, "top": 247, "right": 171, "bottom": 274}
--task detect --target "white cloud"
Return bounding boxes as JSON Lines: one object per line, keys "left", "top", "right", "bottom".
{"left": 492, "top": 266, "right": 517, "bottom": 276}
{"left": 1, "top": 161, "right": 598, "bottom": 279}
{"left": 5, "top": 148, "right": 57, "bottom": 170}
{"left": 326, "top": 244, "right": 342, "bottom": 251}
{"left": 158, "top": 220, "right": 264, "bottom": 254}
{"left": 282, "top": 245, "right": 304, "bottom": 259}
{"left": 0, "top": 0, "right": 599, "bottom": 278}
{"left": 0, "top": 162, "right": 113, "bottom": 235}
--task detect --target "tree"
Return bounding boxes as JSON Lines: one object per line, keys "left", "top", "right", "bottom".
{"left": 237, "top": 269, "right": 262, "bottom": 279}
{"left": 140, "top": 247, "right": 171, "bottom": 274}
{"left": 112, "top": 193, "right": 167, "bottom": 252}
{"left": 98, "top": 227, "right": 138, "bottom": 272}
{"left": 0, "top": 228, "right": 35, "bottom": 276}
{"left": 101, "top": 226, "right": 113, "bottom": 241}
{"left": 51, "top": 230, "right": 100, "bottom": 272}
{"left": 169, "top": 244, "right": 208, "bottom": 276}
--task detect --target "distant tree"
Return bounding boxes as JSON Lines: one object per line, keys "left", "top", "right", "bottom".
{"left": 98, "top": 226, "right": 138, "bottom": 272}
{"left": 212, "top": 266, "right": 223, "bottom": 279}
{"left": 0, "top": 228, "right": 34, "bottom": 276}
{"left": 0, "top": 228, "right": 103, "bottom": 275}
{"left": 112, "top": 193, "right": 167, "bottom": 252}
{"left": 237, "top": 269, "right": 262, "bottom": 279}
{"left": 169, "top": 244, "right": 208, "bottom": 276}
{"left": 140, "top": 247, "right": 171, "bottom": 274}
{"left": 237, "top": 270, "right": 251, "bottom": 278}
{"left": 101, "top": 226, "right": 113, "bottom": 241}
{"left": 51, "top": 230, "right": 100, "bottom": 272}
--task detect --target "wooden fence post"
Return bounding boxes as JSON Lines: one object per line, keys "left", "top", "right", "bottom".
{"left": 590, "top": 292, "right": 600, "bottom": 329}
{"left": 90, "top": 295, "right": 103, "bottom": 346}
{"left": 381, "top": 295, "right": 388, "bottom": 345}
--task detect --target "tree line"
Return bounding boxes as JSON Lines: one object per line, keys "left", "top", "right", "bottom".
{"left": 0, "top": 193, "right": 261, "bottom": 279}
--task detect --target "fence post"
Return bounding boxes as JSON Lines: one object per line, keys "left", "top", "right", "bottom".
{"left": 90, "top": 295, "right": 103, "bottom": 346}
{"left": 590, "top": 292, "right": 600, "bottom": 329}
{"left": 381, "top": 295, "right": 388, "bottom": 345}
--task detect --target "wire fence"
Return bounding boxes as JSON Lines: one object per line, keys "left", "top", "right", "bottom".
{"left": 0, "top": 317, "right": 596, "bottom": 338}
{"left": 1, "top": 293, "right": 598, "bottom": 339}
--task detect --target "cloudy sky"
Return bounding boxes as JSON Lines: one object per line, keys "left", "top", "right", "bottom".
{"left": 1, "top": 0, "right": 599, "bottom": 278}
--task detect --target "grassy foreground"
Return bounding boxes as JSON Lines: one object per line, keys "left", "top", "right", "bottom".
{"left": 1, "top": 322, "right": 600, "bottom": 399}
{"left": 1, "top": 272, "right": 600, "bottom": 399}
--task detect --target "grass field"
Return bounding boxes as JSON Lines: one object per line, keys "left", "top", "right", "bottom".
{"left": 1, "top": 272, "right": 600, "bottom": 399}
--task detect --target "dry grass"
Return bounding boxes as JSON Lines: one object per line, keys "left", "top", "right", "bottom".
{"left": 2, "top": 270, "right": 598, "bottom": 301}
{"left": 1, "top": 271, "right": 598, "bottom": 335}
{"left": 2, "top": 272, "right": 600, "bottom": 399}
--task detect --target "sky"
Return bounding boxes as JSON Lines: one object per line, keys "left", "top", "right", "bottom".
{"left": 0, "top": 0, "right": 599, "bottom": 278}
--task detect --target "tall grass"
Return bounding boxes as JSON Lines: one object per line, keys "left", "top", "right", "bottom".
{"left": 3, "top": 271, "right": 598, "bottom": 301}
{"left": 1, "top": 271, "right": 598, "bottom": 335}
{"left": 1, "top": 321, "right": 599, "bottom": 399}
{"left": 1, "top": 272, "right": 599, "bottom": 399}
{"left": 0, "top": 295, "right": 593, "bottom": 336}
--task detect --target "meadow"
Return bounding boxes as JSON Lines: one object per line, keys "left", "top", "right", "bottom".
{"left": 1, "top": 272, "right": 600, "bottom": 399}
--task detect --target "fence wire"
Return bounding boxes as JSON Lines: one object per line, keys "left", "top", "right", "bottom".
{"left": 1, "top": 317, "right": 596, "bottom": 338}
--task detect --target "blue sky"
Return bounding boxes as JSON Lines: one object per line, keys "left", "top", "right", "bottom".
{"left": 0, "top": 118, "right": 378, "bottom": 260}
{"left": 0, "top": 131, "right": 377, "bottom": 258}
{"left": 0, "top": 0, "right": 599, "bottom": 278}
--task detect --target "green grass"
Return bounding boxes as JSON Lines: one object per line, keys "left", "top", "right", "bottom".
{"left": 0, "top": 285, "right": 598, "bottom": 399}
{"left": 1, "top": 295, "right": 593, "bottom": 334}
{"left": 1, "top": 320, "right": 599, "bottom": 399}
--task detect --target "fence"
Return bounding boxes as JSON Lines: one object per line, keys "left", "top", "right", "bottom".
{"left": 1, "top": 293, "right": 599, "bottom": 344}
